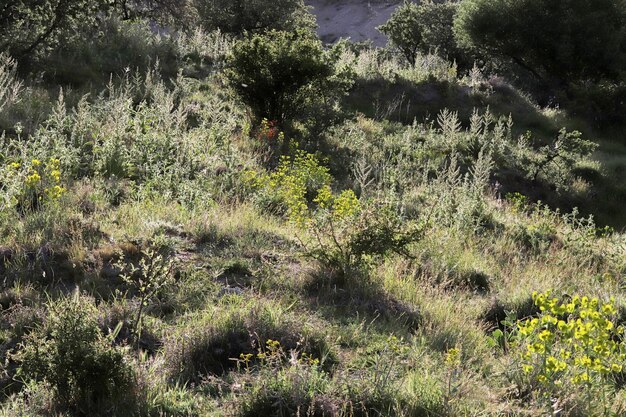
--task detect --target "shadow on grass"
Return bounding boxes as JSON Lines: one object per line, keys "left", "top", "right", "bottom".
{"left": 302, "top": 266, "right": 422, "bottom": 334}
{"left": 343, "top": 76, "right": 559, "bottom": 139}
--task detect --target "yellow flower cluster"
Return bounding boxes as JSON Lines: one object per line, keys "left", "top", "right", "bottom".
{"left": 516, "top": 291, "right": 625, "bottom": 391}
{"left": 244, "top": 150, "right": 359, "bottom": 228}
{"left": 445, "top": 347, "right": 461, "bottom": 368}
{"left": 6, "top": 157, "right": 66, "bottom": 209}
{"left": 237, "top": 339, "right": 320, "bottom": 370}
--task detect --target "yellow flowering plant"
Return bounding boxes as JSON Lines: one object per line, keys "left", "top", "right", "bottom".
{"left": 245, "top": 149, "right": 421, "bottom": 278}
{"left": 4, "top": 157, "right": 66, "bottom": 211}
{"left": 511, "top": 290, "right": 626, "bottom": 413}
{"left": 236, "top": 339, "right": 321, "bottom": 372}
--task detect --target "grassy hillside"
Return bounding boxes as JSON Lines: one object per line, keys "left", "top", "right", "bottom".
{"left": 0, "top": 10, "right": 625, "bottom": 417}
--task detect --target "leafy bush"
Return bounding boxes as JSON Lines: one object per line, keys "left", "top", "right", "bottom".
{"left": 226, "top": 30, "right": 347, "bottom": 123}
{"left": 247, "top": 150, "right": 422, "bottom": 278}
{"left": 524, "top": 129, "right": 598, "bottom": 185}
{"left": 245, "top": 149, "right": 333, "bottom": 216}
{"left": 14, "top": 294, "right": 137, "bottom": 415}
{"left": 379, "top": 0, "right": 469, "bottom": 67}
{"left": 454, "top": 0, "right": 626, "bottom": 84}
{"left": 3, "top": 157, "right": 66, "bottom": 212}
{"left": 508, "top": 291, "right": 626, "bottom": 414}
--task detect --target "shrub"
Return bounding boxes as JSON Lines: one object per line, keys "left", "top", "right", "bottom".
{"left": 3, "top": 157, "right": 66, "bottom": 212}
{"left": 226, "top": 30, "right": 340, "bottom": 123}
{"left": 14, "top": 293, "right": 137, "bottom": 415}
{"left": 532, "top": 130, "right": 598, "bottom": 184}
{"left": 508, "top": 291, "right": 626, "bottom": 414}
{"left": 115, "top": 248, "right": 175, "bottom": 347}
{"left": 247, "top": 150, "right": 422, "bottom": 278}
{"left": 379, "top": 0, "right": 469, "bottom": 67}
{"left": 454, "top": 0, "right": 626, "bottom": 84}
{"left": 244, "top": 149, "right": 333, "bottom": 216}
{"left": 0, "top": 53, "right": 22, "bottom": 114}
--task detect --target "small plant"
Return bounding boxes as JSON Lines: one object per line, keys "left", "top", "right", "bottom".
{"left": 247, "top": 149, "right": 422, "bottom": 278}
{"left": 510, "top": 291, "right": 626, "bottom": 414}
{"left": 244, "top": 149, "right": 333, "bottom": 217}
{"left": 116, "top": 248, "right": 174, "bottom": 347}
{"left": 255, "top": 118, "right": 283, "bottom": 145}
{"left": 5, "top": 157, "right": 66, "bottom": 212}
{"left": 443, "top": 347, "right": 462, "bottom": 412}
{"left": 506, "top": 192, "right": 529, "bottom": 213}
{"left": 14, "top": 293, "right": 136, "bottom": 415}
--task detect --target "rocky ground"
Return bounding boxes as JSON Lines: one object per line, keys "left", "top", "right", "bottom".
{"left": 307, "top": 0, "right": 401, "bottom": 46}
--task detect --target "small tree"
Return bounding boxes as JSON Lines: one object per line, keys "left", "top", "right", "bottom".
{"left": 226, "top": 30, "right": 335, "bottom": 123}
{"left": 379, "top": 1, "right": 466, "bottom": 67}
{"left": 454, "top": 0, "right": 626, "bottom": 84}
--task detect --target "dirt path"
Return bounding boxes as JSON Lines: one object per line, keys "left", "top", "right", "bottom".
{"left": 306, "top": 0, "right": 401, "bottom": 46}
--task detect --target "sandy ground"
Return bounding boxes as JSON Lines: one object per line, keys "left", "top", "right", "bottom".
{"left": 307, "top": 0, "right": 401, "bottom": 46}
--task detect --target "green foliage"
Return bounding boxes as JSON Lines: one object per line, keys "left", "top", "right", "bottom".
{"left": 525, "top": 129, "right": 598, "bottom": 184}
{"left": 236, "top": 340, "right": 329, "bottom": 417}
{"left": 3, "top": 157, "right": 66, "bottom": 212}
{"left": 14, "top": 293, "right": 136, "bottom": 415}
{"left": 454, "top": 0, "right": 626, "bottom": 83}
{"left": 0, "top": 53, "right": 22, "bottom": 114}
{"left": 247, "top": 149, "right": 422, "bottom": 277}
{"left": 226, "top": 30, "right": 343, "bottom": 123}
{"left": 509, "top": 291, "right": 626, "bottom": 414}
{"left": 245, "top": 149, "right": 333, "bottom": 217}
{"left": 116, "top": 248, "right": 174, "bottom": 347}
{"left": 0, "top": 0, "right": 108, "bottom": 65}
{"left": 193, "top": 0, "right": 314, "bottom": 34}
{"left": 379, "top": 0, "right": 467, "bottom": 67}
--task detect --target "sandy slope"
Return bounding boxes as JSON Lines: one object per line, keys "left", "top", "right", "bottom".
{"left": 306, "top": 0, "right": 401, "bottom": 46}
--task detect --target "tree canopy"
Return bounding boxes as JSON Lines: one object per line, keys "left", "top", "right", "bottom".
{"left": 0, "top": 0, "right": 107, "bottom": 61}
{"left": 454, "top": 0, "right": 626, "bottom": 83}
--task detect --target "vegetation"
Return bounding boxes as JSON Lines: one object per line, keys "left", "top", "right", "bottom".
{"left": 379, "top": 0, "right": 468, "bottom": 67}
{"left": 454, "top": 0, "right": 626, "bottom": 84}
{"left": 226, "top": 30, "right": 339, "bottom": 124}
{"left": 0, "top": 0, "right": 625, "bottom": 416}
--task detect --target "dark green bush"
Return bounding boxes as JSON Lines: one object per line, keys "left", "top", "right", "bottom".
{"left": 379, "top": 0, "right": 470, "bottom": 68}
{"left": 226, "top": 30, "right": 347, "bottom": 124}
{"left": 15, "top": 294, "right": 137, "bottom": 416}
{"left": 454, "top": 0, "right": 626, "bottom": 84}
